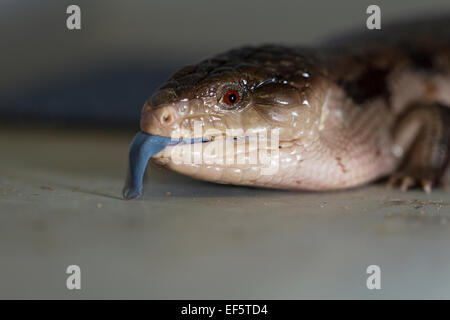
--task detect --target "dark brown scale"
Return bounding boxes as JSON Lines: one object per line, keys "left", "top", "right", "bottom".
{"left": 339, "top": 66, "right": 390, "bottom": 104}
{"left": 407, "top": 44, "right": 436, "bottom": 71}
{"left": 151, "top": 45, "right": 318, "bottom": 106}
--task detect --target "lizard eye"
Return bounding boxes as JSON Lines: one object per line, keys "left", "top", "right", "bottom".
{"left": 223, "top": 89, "right": 240, "bottom": 105}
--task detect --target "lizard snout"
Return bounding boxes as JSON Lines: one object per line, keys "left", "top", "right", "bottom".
{"left": 140, "top": 101, "right": 180, "bottom": 137}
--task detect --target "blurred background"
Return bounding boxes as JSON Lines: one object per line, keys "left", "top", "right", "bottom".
{"left": 1, "top": 0, "right": 449, "bottom": 128}
{"left": 1, "top": 0, "right": 450, "bottom": 300}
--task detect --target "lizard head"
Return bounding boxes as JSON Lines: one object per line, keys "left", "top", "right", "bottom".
{"left": 142, "top": 46, "right": 323, "bottom": 142}
{"left": 124, "top": 46, "right": 328, "bottom": 199}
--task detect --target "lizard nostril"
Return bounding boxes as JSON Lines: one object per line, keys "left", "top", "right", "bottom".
{"left": 162, "top": 113, "right": 172, "bottom": 124}
{"left": 158, "top": 107, "right": 177, "bottom": 126}
{"left": 141, "top": 104, "right": 178, "bottom": 133}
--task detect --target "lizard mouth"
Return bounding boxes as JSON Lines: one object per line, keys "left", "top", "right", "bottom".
{"left": 167, "top": 135, "right": 252, "bottom": 146}
{"left": 167, "top": 136, "right": 215, "bottom": 146}
{"left": 123, "top": 131, "right": 280, "bottom": 200}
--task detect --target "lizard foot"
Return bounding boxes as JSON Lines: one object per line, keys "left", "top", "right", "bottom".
{"left": 389, "top": 102, "right": 450, "bottom": 194}
{"left": 387, "top": 167, "right": 444, "bottom": 194}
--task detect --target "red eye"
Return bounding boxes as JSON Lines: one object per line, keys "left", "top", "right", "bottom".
{"left": 223, "top": 89, "right": 240, "bottom": 105}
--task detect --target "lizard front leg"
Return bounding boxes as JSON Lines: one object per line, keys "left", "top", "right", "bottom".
{"left": 389, "top": 103, "right": 450, "bottom": 193}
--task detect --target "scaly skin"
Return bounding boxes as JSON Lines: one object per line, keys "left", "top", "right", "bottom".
{"left": 138, "top": 16, "right": 450, "bottom": 192}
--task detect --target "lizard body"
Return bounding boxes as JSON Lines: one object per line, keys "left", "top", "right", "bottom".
{"left": 124, "top": 15, "right": 450, "bottom": 199}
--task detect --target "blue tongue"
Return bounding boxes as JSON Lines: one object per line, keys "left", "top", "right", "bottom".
{"left": 123, "top": 132, "right": 171, "bottom": 200}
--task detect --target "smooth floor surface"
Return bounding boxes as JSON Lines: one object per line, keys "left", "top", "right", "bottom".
{"left": 1, "top": 127, "right": 450, "bottom": 299}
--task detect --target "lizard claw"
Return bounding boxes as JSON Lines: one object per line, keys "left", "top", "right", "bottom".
{"left": 387, "top": 174, "right": 401, "bottom": 189}
{"left": 387, "top": 168, "right": 437, "bottom": 194}
{"left": 421, "top": 179, "right": 432, "bottom": 194}
{"left": 400, "top": 176, "right": 414, "bottom": 192}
